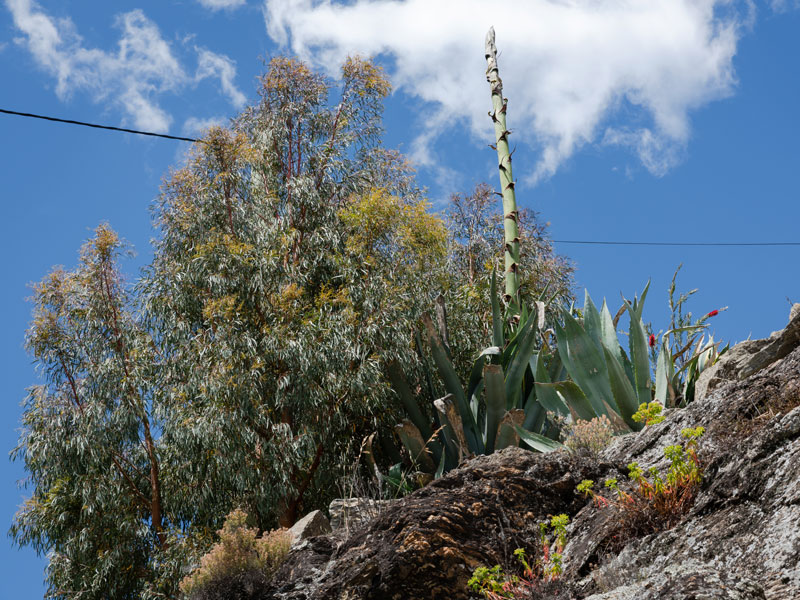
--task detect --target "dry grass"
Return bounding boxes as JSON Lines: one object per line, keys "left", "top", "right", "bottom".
{"left": 180, "top": 509, "right": 290, "bottom": 599}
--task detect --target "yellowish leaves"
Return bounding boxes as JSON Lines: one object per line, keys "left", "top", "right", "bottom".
{"left": 314, "top": 284, "right": 349, "bottom": 310}
{"left": 340, "top": 188, "right": 447, "bottom": 273}
{"left": 342, "top": 55, "right": 391, "bottom": 98}
{"left": 202, "top": 295, "right": 241, "bottom": 325}
{"left": 262, "top": 56, "right": 327, "bottom": 104}
{"left": 192, "top": 233, "right": 255, "bottom": 263}
{"left": 76, "top": 223, "right": 122, "bottom": 269}
{"left": 180, "top": 508, "right": 291, "bottom": 597}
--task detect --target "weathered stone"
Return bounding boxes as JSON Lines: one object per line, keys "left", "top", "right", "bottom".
{"left": 327, "top": 497, "right": 394, "bottom": 532}
{"left": 695, "top": 303, "right": 800, "bottom": 402}
{"left": 267, "top": 451, "right": 600, "bottom": 599}
{"left": 287, "top": 510, "right": 331, "bottom": 546}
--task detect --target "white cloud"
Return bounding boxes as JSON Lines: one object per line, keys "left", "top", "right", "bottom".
{"left": 183, "top": 115, "right": 227, "bottom": 136}
{"left": 196, "top": 48, "right": 247, "bottom": 108}
{"left": 6, "top": 0, "right": 246, "bottom": 133}
{"left": 196, "top": 0, "right": 247, "bottom": 10}
{"left": 770, "top": 0, "right": 800, "bottom": 12}
{"left": 262, "top": 0, "right": 745, "bottom": 180}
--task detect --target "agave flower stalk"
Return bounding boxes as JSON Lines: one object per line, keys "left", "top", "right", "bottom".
{"left": 485, "top": 27, "right": 521, "bottom": 312}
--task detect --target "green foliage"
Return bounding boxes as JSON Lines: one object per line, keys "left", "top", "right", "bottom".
{"left": 11, "top": 225, "right": 180, "bottom": 599}
{"left": 180, "top": 509, "right": 290, "bottom": 598}
{"left": 388, "top": 289, "right": 568, "bottom": 479}
{"left": 632, "top": 402, "right": 665, "bottom": 426}
{"left": 553, "top": 277, "right": 728, "bottom": 432}
{"left": 443, "top": 183, "right": 574, "bottom": 379}
{"left": 468, "top": 515, "right": 570, "bottom": 599}
{"left": 577, "top": 427, "right": 705, "bottom": 539}
{"left": 650, "top": 265, "right": 728, "bottom": 407}
{"left": 141, "top": 54, "right": 444, "bottom": 531}
{"left": 13, "top": 56, "right": 452, "bottom": 600}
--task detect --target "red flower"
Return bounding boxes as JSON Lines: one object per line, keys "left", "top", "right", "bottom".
{"left": 706, "top": 310, "right": 719, "bottom": 318}
{"left": 648, "top": 334, "right": 656, "bottom": 348}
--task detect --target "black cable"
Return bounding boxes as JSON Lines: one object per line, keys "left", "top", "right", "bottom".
{"left": 553, "top": 240, "right": 800, "bottom": 247}
{"left": 1, "top": 108, "right": 199, "bottom": 142}
{"left": 3, "top": 108, "right": 799, "bottom": 248}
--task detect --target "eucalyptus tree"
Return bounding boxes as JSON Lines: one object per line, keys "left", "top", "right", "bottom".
{"left": 13, "top": 56, "right": 451, "bottom": 599}
{"left": 11, "top": 226, "right": 183, "bottom": 599}
{"left": 141, "top": 56, "right": 448, "bottom": 529}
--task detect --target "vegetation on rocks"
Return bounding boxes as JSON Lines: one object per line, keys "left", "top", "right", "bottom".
{"left": 12, "top": 29, "right": 749, "bottom": 600}
{"left": 11, "top": 49, "right": 573, "bottom": 600}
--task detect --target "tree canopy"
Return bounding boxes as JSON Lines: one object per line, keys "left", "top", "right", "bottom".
{"left": 12, "top": 55, "right": 573, "bottom": 600}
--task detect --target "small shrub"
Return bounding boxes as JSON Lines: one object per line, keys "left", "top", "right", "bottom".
{"left": 631, "top": 402, "right": 665, "bottom": 427}
{"left": 467, "top": 515, "right": 570, "bottom": 599}
{"left": 577, "top": 427, "right": 704, "bottom": 546}
{"left": 180, "top": 509, "right": 291, "bottom": 599}
{"left": 564, "top": 415, "right": 614, "bottom": 457}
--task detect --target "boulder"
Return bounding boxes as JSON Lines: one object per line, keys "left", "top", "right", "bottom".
{"left": 288, "top": 510, "right": 331, "bottom": 546}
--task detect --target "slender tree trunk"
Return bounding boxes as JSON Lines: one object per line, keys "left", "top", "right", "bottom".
{"left": 485, "top": 27, "right": 521, "bottom": 311}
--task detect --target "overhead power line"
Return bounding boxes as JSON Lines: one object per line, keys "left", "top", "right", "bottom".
{"left": 3, "top": 108, "right": 799, "bottom": 249}
{"left": 1, "top": 108, "right": 199, "bottom": 142}
{"left": 552, "top": 240, "right": 800, "bottom": 247}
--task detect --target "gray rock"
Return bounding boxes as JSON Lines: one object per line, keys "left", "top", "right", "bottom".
{"left": 287, "top": 510, "right": 331, "bottom": 546}
{"left": 584, "top": 560, "right": 767, "bottom": 599}
{"left": 327, "top": 497, "right": 394, "bottom": 532}
{"left": 695, "top": 303, "right": 800, "bottom": 403}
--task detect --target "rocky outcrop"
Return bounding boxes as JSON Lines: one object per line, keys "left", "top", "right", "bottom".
{"left": 262, "top": 310, "right": 800, "bottom": 600}
{"left": 694, "top": 303, "right": 800, "bottom": 402}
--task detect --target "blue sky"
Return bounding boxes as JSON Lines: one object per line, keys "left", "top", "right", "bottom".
{"left": 1, "top": 1, "right": 798, "bottom": 596}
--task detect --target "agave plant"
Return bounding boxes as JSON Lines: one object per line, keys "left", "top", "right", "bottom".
{"left": 386, "top": 274, "right": 569, "bottom": 477}
{"left": 551, "top": 282, "right": 728, "bottom": 430}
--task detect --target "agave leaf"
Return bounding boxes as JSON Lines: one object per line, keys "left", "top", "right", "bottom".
{"left": 600, "top": 300, "right": 628, "bottom": 373}
{"left": 521, "top": 395, "right": 547, "bottom": 433}
{"left": 536, "top": 381, "right": 597, "bottom": 422}
{"left": 434, "top": 450, "right": 446, "bottom": 479}
{"left": 528, "top": 352, "right": 569, "bottom": 416}
{"left": 654, "top": 341, "right": 673, "bottom": 407}
{"left": 505, "top": 309, "right": 539, "bottom": 409}
{"left": 395, "top": 420, "right": 435, "bottom": 474}
{"left": 414, "top": 329, "right": 438, "bottom": 402}
{"left": 546, "top": 348, "right": 565, "bottom": 382}
{"left": 484, "top": 364, "right": 506, "bottom": 454}
{"left": 514, "top": 424, "right": 564, "bottom": 453}
{"left": 555, "top": 309, "right": 618, "bottom": 417}
{"left": 436, "top": 394, "right": 469, "bottom": 461}
{"left": 471, "top": 379, "right": 485, "bottom": 431}
{"left": 623, "top": 297, "right": 653, "bottom": 408}
{"left": 466, "top": 347, "right": 498, "bottom": 420}
{"left": 583, "top": 290, "right": 604, "bottom": 351}
{"left": 362, "top": 433, "right": 380, "bottom": 484}
{"left": 433, "top": 396, "right": 462, "bottom": 470}
{"left": 495, "top": 409, "right": 525, "bottom": 450}
{"left": 602, "top": 346, "right": 641, "bottom": 430}
{"left": 629, "top": 280, "right": 651, "bottom": 321}
{"left": 422, "top": 313, "right": 483, "bottom": 454}
{"left": 386, "top": 361, "right": 433, "bottom": 441}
